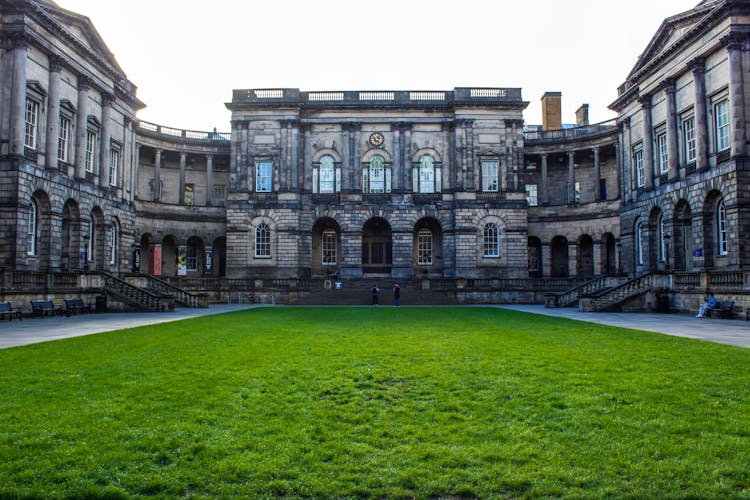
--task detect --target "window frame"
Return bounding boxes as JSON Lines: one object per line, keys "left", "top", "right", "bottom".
{"left": 109, "top": 219, "right": 118, "bottom": 265}
{"left": 255, "top": 160, "right": 273, "bottom": 193}
{"left": 682, "top": 114, "right": 696, "bottom": 165}
{"left": 634, "top": 147, "right": 645, "bottom": 188}
{"left": 85, "top": 129, "right": 97, "bottom": 174}
{"left": 109, "top": 145, "right": 120, "bottom": 186}
{"left": 636, "top": 222, "right": 644, "bottom": 265}
{"left": 483, "top": 222, "right": 500, "bottom": 258}
{"left": 255, "top": 223, "right": 271, "bottom": 258}
{"left": 481, "top": 159, "right": 499, "bottom": 192}
{"left": 417, "top": 229, "right": 433, "bottom": 265}
{"left": 718, "top": 199, "right": 728, "bottom": 256}
{"left": 525, "top": 183, "right": 538, "bottom": 206}
{"left": 24, "top": 98, "right": 41, "bottom": 150}
{"left": 655, "top": 127, "right": 668, "bottom": 175}
{"left": 322, "top": 229, "right": 337, "bottom": 265}
{"left": 213, "top": 184, "right": 227, "bottom": 205}
{"left": 27, "top": 199, "right": 38, "bottom": 256}
{"left": 186, "top": 242, "right": 198, "bottom": 271}
{"left": 58, "top": 115, "right": 72, "bottom": 163}
{"left": 714, "top": 99, "right": 730, "bottom": 153}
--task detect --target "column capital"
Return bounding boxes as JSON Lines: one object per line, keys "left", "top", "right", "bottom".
{"left": 8, "top": 32, "right": 30, "bottom": 49}
{"left": 660, "top": 78, "right": 676, "bottom": 94}
{"left": 102, "top": 92, "right": 116, "bottom": 106}
{"left": 637, "top": 94, "right": 651, "bottom": 107}
{"left": 441, "top": 120, "right": 455, "bottom": 132}
{"left": 48, "top": 53, "right": 65, "bottom": 72}
{"left": 77, "top": 75, "right": 92, "bottom": 91}
{"left": 721, "top": 32, "right": 746, "bottom": 50}
{"left": 687, "top": 57, "right": 705, "bottom": 74}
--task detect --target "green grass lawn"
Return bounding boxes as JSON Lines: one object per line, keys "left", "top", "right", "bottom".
{"left": 1, "top": 307, "right": 749, "bottom": 498}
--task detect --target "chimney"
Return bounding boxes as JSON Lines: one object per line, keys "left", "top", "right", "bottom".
{"left": 575, "top": 104, "right": 590, "bottom": 126}
{"left": 541, "top": 91, "right": 562, "bottom": 131}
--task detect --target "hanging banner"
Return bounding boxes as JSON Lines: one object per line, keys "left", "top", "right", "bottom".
{"left": 177, "top": 245, "right": 187, "bottom": 276}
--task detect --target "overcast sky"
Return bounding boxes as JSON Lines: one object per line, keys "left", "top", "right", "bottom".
{"left": 57, "top": 0, "right": 698, "bottom": 133}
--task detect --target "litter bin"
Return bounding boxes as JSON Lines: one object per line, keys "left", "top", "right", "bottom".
{"left": 656, "top": 294, "right": 670, "bottom": 313}
{"left": 95, "top": 294, "right": 107, "bottom": 313}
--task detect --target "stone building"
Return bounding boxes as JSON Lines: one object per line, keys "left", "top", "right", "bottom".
{"left": 2, "top": 0, "right": 749, "bottom": 310}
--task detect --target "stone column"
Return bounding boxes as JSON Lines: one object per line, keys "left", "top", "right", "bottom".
{"left": 540, "top": 154, "right": 548, "bottom": 205}
{"left": 179, "top": 153, "right": 187, "bottom": 204}
{"left": 133, "top": 143, "right": 141, "bottom": 200}
{"left": 45, "top": 56, "right": 63, "bottom": 170}
{"left": 567, "top": 151, "right": 575, "bottom": 204}
{"left": 290, "top": 121, "right": 300, "bottom": 191}
{"left": 592, "top": 147, "right": 600, "bottom": 201}
{"left": 722, "top": 33, "right": 747, "bottom": 157}
{"left": 593, "top": 241, "right": 603, "bottom": 275}
{"left": 99, "top": 94, "right": 114, "bottom": 188}
{"left": 391, "top": 123, "right": 401, "bottom": 192}
{"left": 10, "top": 35, "right": 28, "bottom": 156}
{"left": 402, "top": 123, "right": 412, "bottom": 192}
{"left": 352, "top": 124, "right": 361, "bottom": 191}
{"left": 341, "top": 124, "right": 350, "bottom": 192}
{"left": 639, "top": 95, "right": 654, "bottom": 189}
{"left": 542, "top": 242, "right": 551, "bottom": 278}
{"left": 153, "top": 149, "right": 162, "bottom": 201}
{"left": 661, "top": 79, "right": 680, "bottom": 180}
{"left": 302, "top": 124, "right": 312, "bottom": 192}
{"left": 688, "top": 59, "right": 708, "bottom": 171}
{"left": 465, "top": 121, "right": 475, "bottom": 190}
{"left": 441, "top": 122, "right": 451, "bottom": 191}
{"left": 568, "top": 243, "right": 578, "bottom": 278}
{"left": 206, "top": 154, "right": 214, "bottom": 205}
{"left": 75, "top": 76, "right": 89, "bottom": 180}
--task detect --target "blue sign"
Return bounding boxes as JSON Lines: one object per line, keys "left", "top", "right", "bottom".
{"left": 694, "top": 248, "right": 703, "bottom": 257}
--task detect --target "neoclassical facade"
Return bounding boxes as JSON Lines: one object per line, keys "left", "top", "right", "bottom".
{"left": 1, "top": 0, "right": 749, "bottom": 308}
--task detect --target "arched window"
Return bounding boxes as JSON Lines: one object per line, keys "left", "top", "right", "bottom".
{"left": 255, "top": 223, "right": 271, "bottom": 258}
{"left": 417, "top": 229, "right": 433, "bottom": 265}
{"left": 483, "top": 223, "right": 500, "bottom": 257}
{"left": 414, "top": 156, "right": 440, "bottom": 194}
{"left": 109, "top": 219, "right": 119, "bottom": 265}
{"left": 718, "top": 199, "right": 727, "bottom": 256}
{"left": 313, "top": 156, "right": 339, "bottom": 194}
{"left": 636, "top": 222, "right": 644, "bottom": 265}
{"left": 659, "top": 215, "right": 665, "bottom": 261}
{"left": 322, "top": 229, "right": 337, "bottom": 265}
{"left": 363, "top": 155, "right": 390, "bottom": 193}
{"left": 27, "top": 199, "right": 38, "bottom": 256}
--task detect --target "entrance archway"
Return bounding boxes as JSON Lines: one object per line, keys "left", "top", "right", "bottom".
{"left": 312, "top": 217, "right": 341, "bottom": 277}
{"left": 602, "top": 233, "right": 617, "bottom": 274}
{"left": 578, "top": 234, "right": 594, "bottom": 278}
{"left": 362, "top": 217, "right": 392, "bottom": 275}
{"left": 551, "top": 236, "right": 569, "bottom": 277}
{"left": 674, "top": 200, "right": 692, "bottom": 271}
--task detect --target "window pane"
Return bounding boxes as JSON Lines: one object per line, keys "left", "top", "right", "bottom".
{"left": 483, "top": 223, "right": 500, "bottom": 257}
{"left": 718, "top": 200, "right": 728, "bottom": 255}
{"left": 322, "top": 230, "right": 336, "bottom": 265}
{"left": 24, "top": 99, "right": 39, "bottom": 149}
{"left": 418, "top": 229, "right": 432, "bottom": 265}
{"left": 716, "top": 101, "right": 730, "bottom": 152}
{"left": 255, "top": 224, "right": 271, "bottom": 257}
{"left": 320, "top": 157, "right": 335, "bottom": 193}
{"left": 481, "top": 160, "right": 499, "bottom": 192}
{"left": 256, "top": 162, "right": 273, "bottom": 192}
{"left": 683, "top": 116, "right": 696, "bottom": 163}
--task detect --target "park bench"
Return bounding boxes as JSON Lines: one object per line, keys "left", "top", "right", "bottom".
{"left": 705, "top": 301, "right": 734, "bottom": 319}
{"left": 0, "top": 301, "right": 22, "bottom": 321}
{"left": 30, "top": 300, "right": 63, "bottom": 318}
{"left": 64, "top": 298, "right": 91, "bottom": 315}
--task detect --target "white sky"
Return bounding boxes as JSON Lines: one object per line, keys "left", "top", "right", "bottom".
{"left": 56, "top": 0, "right": 698, "bottom": 133}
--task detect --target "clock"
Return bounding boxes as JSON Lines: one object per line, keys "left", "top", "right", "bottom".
{"left": 369, "top": 132, "right": 385, "bottom": 147}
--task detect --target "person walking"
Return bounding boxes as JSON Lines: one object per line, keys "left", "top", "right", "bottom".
{"left": 371, "top": 285, "right": 379, "bottom": 305}
{"left": 393, "top": 284, "right": 400, "bottom": 306}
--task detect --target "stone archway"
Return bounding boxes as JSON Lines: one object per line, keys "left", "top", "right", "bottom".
{"left": 551, "top": 236, "right": 569, "bottom": 278}
{"left": 312, "top": 217, "right": 341, "bottom": 277}
{"left": 578, "top": 234, "right": 594, "bottom": 278}
{"left": 362, "top": 217, "right": 392, "bottom": 276}
{"left": 61, "top": 199, "right": 81, "bottom": 271}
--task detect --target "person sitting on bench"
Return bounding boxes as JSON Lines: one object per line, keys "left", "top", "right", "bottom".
{"left": 696, "top": 292, "right": 718, "bottom": 318}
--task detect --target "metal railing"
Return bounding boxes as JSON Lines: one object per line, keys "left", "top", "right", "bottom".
{"left": 128, "top": 274, "right": 199, "bottom": 307}
{"left": 137, "top": 120, "right": 230, "bottom": 143}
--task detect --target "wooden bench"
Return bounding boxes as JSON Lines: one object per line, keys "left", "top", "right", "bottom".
{"left": 0, "top": 301, "right": 22, "bottom": 321}
{"left": 705, "top": 301, "right": 734, "bottom": 319}
{"left": 64, "top": 298, "right": 91, "bottom": 315}
{"left": 30, "top": 300, "right": 63, "bottom": 318}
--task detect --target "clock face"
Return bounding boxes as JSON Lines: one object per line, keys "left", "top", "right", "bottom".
{"left": 369, "top": 132, "right": 384, "bottom": 147}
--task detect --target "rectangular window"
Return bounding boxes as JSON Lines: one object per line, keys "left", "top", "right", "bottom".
{"left": 150, "top": 179, "right": 163, "bottom": 201}
{"left": 715, "top": 100, "right": 730, "bottom": 152}
{"left": 418, "top": 230, "right": 432, "bottom": 265}
{"left": 637, "top": 224, "right": 644, "bottom": 265}
{"left": 58, "top": 116, "right": 71, "bottom": 162}
{"left": 109, "top": 147, "right": 120, "bottom": 186}
{"left": 683, "top": 115, "right": 696, "bottom": 164}
{"left": 213, "top": 184, "right": 227, "bottom": 205}
{"left": 481, "top": 160, "right": 499, "bottom": 192}
{"left": 322, "top": 231, "right": 336, "bottom": 265}
{"left": 85, "top": 131, "right": 97, "bottom": 173}
{"left": 24, "top": 99, "right": 40, "bottom": 149}
{"left": 319, "top": 165, "right": 335, "bottom": 193}
{"left": 184, "top": 184, "right": 194, "bottom": 206}
{"left": 525, "top": 184, "right": 538, "bottom": 206}
{"left": 369, "top": 165, "right": 385, "bottom": 193}
{"left": 574, "top": 181, "right": 581, "bottom": 204}
{"left": 256, "top": 161, "right": 272, "bottom": 192}
{"left": 656, "top": 131, "right": 668, "bottom": 174}
{"left": 634, "top": 148, "right": 644, "bottom": 188}
{"left": 186, "top": 245, "right": 197, "bottom": 271}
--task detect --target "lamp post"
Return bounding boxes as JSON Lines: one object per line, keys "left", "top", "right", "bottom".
{"left": 664, "top": 233, "right": 671, "bottom": 271}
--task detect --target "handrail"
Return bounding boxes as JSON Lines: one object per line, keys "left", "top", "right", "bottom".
{"left": 588, "top": 272, "right": 653, "bottom": 311}
{"left": 101, "top": 272, "right": 172, "bottom": 311}
{"left": 130, "top": 273, "right": 198, "bottom": 307}
{"left": 546, "top": 274, "right": 616, "bottom": 308}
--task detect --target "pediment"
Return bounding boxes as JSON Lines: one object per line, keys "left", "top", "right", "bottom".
{"left": 32, "top": 1, "right": 124, "bottom": 74}
{"left": 626, "top": 1, "right": 721, "bottom": 80}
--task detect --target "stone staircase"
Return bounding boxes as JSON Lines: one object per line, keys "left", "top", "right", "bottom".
{"left": 101, "top": 273, "right": 175, "bottom": 311}
{"left": 127, "top": 274, "right": 203, "bottom": 307}
{"left": 579, "top": 272, "right": 666, "bottom": 312}
{"left": 545, "top": 274, "right": 627, "bottom": 308}
{"left": 291, "top": 278, "right": 459, "bottom": 305}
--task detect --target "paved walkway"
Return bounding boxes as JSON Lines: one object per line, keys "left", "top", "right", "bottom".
{"left": 0, "top": 304, "right": 258, "bottom": 349}
{"left": 498, "top": 305, "right": 750, "bottom": 348}
{"left": 1, "top": 304, "right": 748, "bottom": 350}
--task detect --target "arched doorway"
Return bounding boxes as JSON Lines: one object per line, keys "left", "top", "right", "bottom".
{"left": 61, "top": 199, "right": 80, "bottom": 271}
{"left": 673, "top": 200, "right": 693, "bottom": 272}
{"left": 362, "top": 217, "right": 392, "bottom": 275}
{"left": 528, "top": 236, "right": 542, "bottom": 278}
{"left": 602, "top": 233, "right": 617, "bottom": 274}
{"left": 212, "top": 237, "right": 226, "bottom": 277}
{"left": 161, "top": 235, "right": 178, "bottom": 276}
{"left": 186, "top": 236, "right": 204, "bottom": 275}
{"left": 312, "top": 217, "right": 341, "bottom": 277}
{"left": 551, "top": 236, "right": 569, "bottom": 278}
{"left": 578, "top": 234, "right": 594, "bottom": 278}
{"left": 413, "top": 217, "right": 442, "bottom": 277}
{"left": 139, "top": 233, "right": 156, "bottom": 274}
